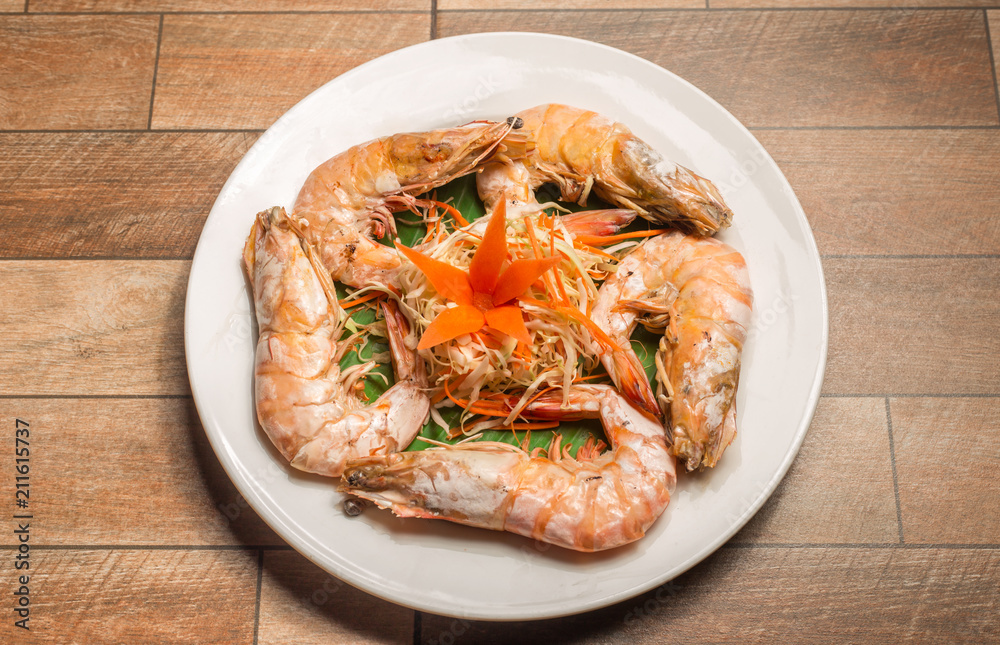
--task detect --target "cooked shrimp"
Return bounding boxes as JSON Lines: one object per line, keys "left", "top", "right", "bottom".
{"left": 243, "top": 206, "right": 430, "bottom": 477}
{"left": 293, "top": 118, "right": 530, "bottom": 289}
{"left": 591, "top": 232, "right": 752, "bottom": 470}
{"left": 341, "top": 385, "right": 676, "bottom": 552}
{"left": 477, "top": 104, "right": 732, "bottom": 235}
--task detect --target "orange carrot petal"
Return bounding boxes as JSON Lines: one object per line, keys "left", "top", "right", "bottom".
{"left": 396, "top": 242, "right": 473, "bottom": 305}
{"left": 417, "top": 305, "right": 485, "bottom": 350}
{"left": 484, "top": 305, "right": 531, "bottom": 345}
{"left": 469, "top": 199, "right": 507, "bottom": 295}
{"left": 573, "top": 228, "right": 670, "bottom": 246}
{"left": 492, "top": 256, "right": 563, "bottom": 306}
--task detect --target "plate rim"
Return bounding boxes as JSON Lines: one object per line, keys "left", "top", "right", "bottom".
{"left": 185, "top": 30, "right": 829, "bottom": 621}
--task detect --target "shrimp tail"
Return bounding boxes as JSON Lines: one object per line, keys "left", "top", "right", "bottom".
{"left": 608, "top": 349, "right": 661, "bottom": 419}
{"left": 558, "top": 209, "right": 638, "bottom": 237}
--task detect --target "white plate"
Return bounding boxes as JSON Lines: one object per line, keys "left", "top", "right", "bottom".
{"left": 185, "top": 32, "right": 828, "bottom": 621}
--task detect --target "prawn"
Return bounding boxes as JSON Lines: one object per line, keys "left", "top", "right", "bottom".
{"left": 293, "top": 118, "right": 530, "bottom": 289}
{"left": 243, "top": 206, "right": 430, "bottom": 477}
{"left": 591, "top": 232, "right": 753, "bottom": 471}
{"left": 341, "top": 384, "right": 676, "bottom": 552}
{"left": 477, "top": 104, "right": 732, "bottom": 236}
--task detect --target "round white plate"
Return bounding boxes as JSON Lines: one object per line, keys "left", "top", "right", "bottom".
{"left": 185, "top": 32, "right": 828, "bottom": 621}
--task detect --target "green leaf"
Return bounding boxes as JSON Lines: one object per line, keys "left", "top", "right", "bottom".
{"left": 340, "top": 177, "right": 662, "bottom": 459}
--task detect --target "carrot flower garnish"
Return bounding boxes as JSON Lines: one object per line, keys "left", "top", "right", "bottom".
{"left": 397, "top": 200, "right": 561, "bottom": 350}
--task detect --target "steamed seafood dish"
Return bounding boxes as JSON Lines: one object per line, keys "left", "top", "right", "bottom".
{"left": 243, "top": 104, "right": 752, "bottom": 552}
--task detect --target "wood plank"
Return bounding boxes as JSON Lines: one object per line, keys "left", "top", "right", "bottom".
{"left": 0, "top": 261, "right": 189, "bottom": 396}
{"left": 10, "top": 129, "right": 997, "bottom": 260}
{"left": 0, "top": 398, "right": 282, "bottom": 546}
{"left": 0, "top": 0, "right": 23, "bottom": 12}
{"left": 715, "top": 0, "right": 998, "bottom": 6}
{"left": 992, "top": 11, "right": 1000, "bottom": 104}
{"left": 0, "top": 549, "right": 258, "bottom": 643}
{"left": 258, "top": 551, "right": 414, "bottom": 645}
{"left": 32, "top": 0, "right": 427, "bottom": 9}
{"left": 0, "top": 15, "right": 158, "bottom": 130}
{"left": 152, "top": 13, "right": 430, "bottom": 130}
{"left": 757, "top": 129, "right": 1000, "bottom": 255}
{"left": 824, "top": 258, "right": 1000, "bottom": 395}
{"left": 439, "top": 0, "right": 699, "bottom": 8}
{"left": 733, "top": 397, "right": 898, "bottom": 544}
{"left": 420, "top": 547, "right": 1000, "bottom": 643}
{"left": 0, "top": 132, "right": 258, "bottom": 259}
{"left": 892, "top": 397, "right": 1000, "bottom": 544}
{"left": 437, "top": 9, "right": 998, "bottom": 127}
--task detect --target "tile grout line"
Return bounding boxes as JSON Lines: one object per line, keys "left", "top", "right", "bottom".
{"left": 9, "top": 7, "right": 1000, "bottom": 17}
{"left": 0, "top": 256, "right": 193, "bottom": 261}
{"left": 21, "top": 10, "right": 429, "bottom": 16}
{"left": 437, "top": 7, "right": 1000, "bottom": 13}
{"left": 0, "top": 129, "right": 264, "bottom": 135}
{"left": 12, "top": 544, "right": 293, "bottom": 550}
{"left": 147, "top": 15, "right": 164, "bottom": 131}
{"left": 430, "top": 0, "right": 437, "bottom": 40}
{"left": 885, "top": 398, "right": 905, "bottom": 545}
{"left": 749, "top": 124, "right": 1000, "bottom": 131}
{"left": 822, "top": 254, "right": 1000, "bottom": 259}
{"left": 822, "top": 393, "right": 999, "bottom": 398}
{"left": 724, "top": 543, "right": 1000, "bottom": 549}
{"left": 23, "top": 0, "right": 27, "bottom": 13}
{"left": 985, "top": 9, "right": 1000, "bottom": 125}
{"left": 5, "top": 542, "right": 999, "bottom": 551}
{"left": 0, "top": 126, "right": 995, "bottom": 134}
{"left": 253, "top": 549, "right": 264, "bottom": 645}
{"left": 0, "top": 394, "right": 192, "bottom": 399}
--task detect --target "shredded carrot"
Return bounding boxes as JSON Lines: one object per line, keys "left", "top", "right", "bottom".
{"left": 523, "top": 215, "right": 564, "bottom": 303}
{"left": 443, "top": 378, "right": 515, "bottom": 417}
{"left": 338, "top": 291, "right": 383, "bottom": 308}
{"left": 497, "top": 421, "right": 560, "bottom": 431}
{"left": 574, "top": 228, "right": 670, "bottom": 246}
{"left": 573, "top": 240, "right": 616, "bottom": 260}
{"left": 431, "top": 200, "right": 471, "bottom": 227}
{"left": 517, "top": 296, "right": 621, "bottom": 351}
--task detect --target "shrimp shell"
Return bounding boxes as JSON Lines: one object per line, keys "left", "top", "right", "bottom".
{"left": 244, "top": 207, "right": 430, "bottom": 477}
{"left": 294, "top": 119, "right": 531, "bottom": 289}
{"left": 478, "top": 104, "right": 732, "bottom": 235}
{"left": 342, "top": 385, "right": 676, "bottom": 552}
{"left": 591, "top": 231, "right": 752, "bottom": 470}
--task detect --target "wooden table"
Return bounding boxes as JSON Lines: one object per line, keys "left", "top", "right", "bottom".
{"left": 2, "top": 1, "right": 998, "bottom": 643}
